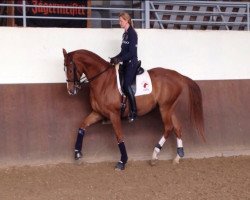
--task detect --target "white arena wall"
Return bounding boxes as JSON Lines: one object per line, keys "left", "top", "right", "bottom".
{"left": 0, "top": 27, "right": 249, "bottom": 84}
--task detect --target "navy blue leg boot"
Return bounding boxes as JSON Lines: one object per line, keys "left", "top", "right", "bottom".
{"left": 115, "top": 142, "right": 128, "bottom": 170}
{"left": 74, "top": 128, "right": 85, "bottom": 160}
{"left": 177, "top": 147, "right": 184, "bottom": 158}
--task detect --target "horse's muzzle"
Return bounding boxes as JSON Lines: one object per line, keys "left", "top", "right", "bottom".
{"left": 67, "top": 82, "right": 81, "bottom": 95}
{"left": 68, "top": 87, "right": 79, "bottom": 95}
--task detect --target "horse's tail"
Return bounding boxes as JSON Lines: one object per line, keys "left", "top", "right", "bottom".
{"left": 184, "top": 76, "right": 206, "bottom": 142}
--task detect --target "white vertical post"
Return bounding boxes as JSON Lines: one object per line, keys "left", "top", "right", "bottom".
{"left": 248, "top": 3, "right": 250, "bottom": 31}
{"left": 22, "top": 0, "right": 26, "bottom": 27}
{"left": 144, "top": 0, "right": 150, "bottom": 29}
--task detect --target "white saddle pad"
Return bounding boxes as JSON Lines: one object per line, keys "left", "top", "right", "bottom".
{"left": 115, "top": 65, "right": 152, "bottom": 96}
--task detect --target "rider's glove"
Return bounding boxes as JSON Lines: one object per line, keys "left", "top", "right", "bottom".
{"left": 110, "top": 57, "right": 121, "bottom": 65}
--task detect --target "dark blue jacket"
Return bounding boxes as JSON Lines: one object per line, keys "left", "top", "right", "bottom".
{"left": 116, "top": 26, "right": 138, "bottom": 64}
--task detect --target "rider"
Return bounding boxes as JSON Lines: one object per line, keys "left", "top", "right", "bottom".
{"left": 110, "top": 12, "right": 138, "bottom": 122}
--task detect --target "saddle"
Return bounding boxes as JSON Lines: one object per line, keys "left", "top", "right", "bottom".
{"left": 118, "top": 60, "right": 144, "bottom": 95}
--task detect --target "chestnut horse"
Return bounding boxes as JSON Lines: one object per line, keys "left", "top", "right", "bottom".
{"left": 63, "top": 48, "right": 205, "bottom": 170}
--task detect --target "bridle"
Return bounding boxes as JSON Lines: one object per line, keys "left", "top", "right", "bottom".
{"left": 65, "top": 60, "right": 112, "bottom": 89}
{"left": 65, "top": 61, "right": 83, "bottom": 90}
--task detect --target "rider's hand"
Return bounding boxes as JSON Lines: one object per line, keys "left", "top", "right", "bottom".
{"left": 110, "top": 57, "right": 121, "bottom": 65}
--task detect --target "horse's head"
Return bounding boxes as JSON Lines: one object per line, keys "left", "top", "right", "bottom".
{"left": 63, "top": 48, "right": 82, "bottom": 95}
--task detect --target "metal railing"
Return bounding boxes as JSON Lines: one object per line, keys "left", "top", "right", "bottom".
{"left": 0, "top": 1, "right": 249, "bottom": 30}
{"left": 148, "top": 1, "right": 250, "bottom": 30}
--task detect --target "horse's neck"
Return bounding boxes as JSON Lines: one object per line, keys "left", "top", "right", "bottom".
{"left": 75, "top": 51, "right": 114, "bottom": 89}
{"left": 78, "top": 55, "right": 112, "bottom": 85}
{"left": 85, "top": 61, "right": 109, "bottom": 79}
{"left": 88, "top": 65, "right": 115, "bottom": 97}
{"left": 76, "top": 53, "right": 106, "bottom": 76}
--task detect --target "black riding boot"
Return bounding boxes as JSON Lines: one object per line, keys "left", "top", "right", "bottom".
{"left": 126, "top": 86, "right": 137, "bottom": 122}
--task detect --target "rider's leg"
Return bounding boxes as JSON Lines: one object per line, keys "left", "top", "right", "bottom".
{"left": 123, "top": 61, "right": 138, "bottom": 122}
{"left": 124, "top": 85, "right": 137, "bottom": 122}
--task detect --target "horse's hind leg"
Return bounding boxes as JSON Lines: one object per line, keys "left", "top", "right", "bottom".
{"left": 151, "top": 135, "right": 168, "bottom": 166}
{"left": 74, "top": 111, "right": 103, "bottom": 160}
{"left": 151, "top": 106, "right": 173, "bottom": 166}
{"left": 172, "top": 113, "right": 184, "bottom": 164}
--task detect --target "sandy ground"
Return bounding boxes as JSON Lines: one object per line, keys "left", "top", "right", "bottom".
{"left": 0, "top": 156, "right": 249, "bottom": 200}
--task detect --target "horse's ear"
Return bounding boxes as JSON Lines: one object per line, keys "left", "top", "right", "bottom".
{"left": 62, "top": 48, "right": 67, "bottom": 58}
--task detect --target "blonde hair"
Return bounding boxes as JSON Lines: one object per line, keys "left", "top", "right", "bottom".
{"left": 119, "top": 12, "right": 134, "bottom": 27}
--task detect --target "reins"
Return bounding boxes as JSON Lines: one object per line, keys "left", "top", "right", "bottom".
{"left": 86, "top": 65, "right": 112, "bottom": 83}
{"left": 66, "top": 61, "right": 113, "bottom": 88}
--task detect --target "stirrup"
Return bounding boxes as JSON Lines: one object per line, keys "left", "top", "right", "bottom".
{"left": 128, "top": 112, "right": 137, "bottom": 123}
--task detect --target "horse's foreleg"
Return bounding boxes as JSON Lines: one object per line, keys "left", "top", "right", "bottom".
{"left": 109, "top": 114, "right": 127, "bottom": 170}
{"left": 74, "top": 111, "right": 103, "bottom": 160}
{"left": 116, "top": 141, "right": 128, "bottom": 170}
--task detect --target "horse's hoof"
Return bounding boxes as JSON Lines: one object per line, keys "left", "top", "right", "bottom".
{"left": 173, "top": 155, "right": 180, "bottom": 164}
{"left": 173, "top": 159, "right": 179, "bottom": 165}
{"left": 74, "top": 150, "right": 82, "bottom": 160}
{"left": 177, "top": 147, "right": 184, "bottom": 157}
{"left": 150, "top": 159, "right": 158, "bottom": 166}
{"left": 115, "top": 161, "right": 125, "bottom": 171}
